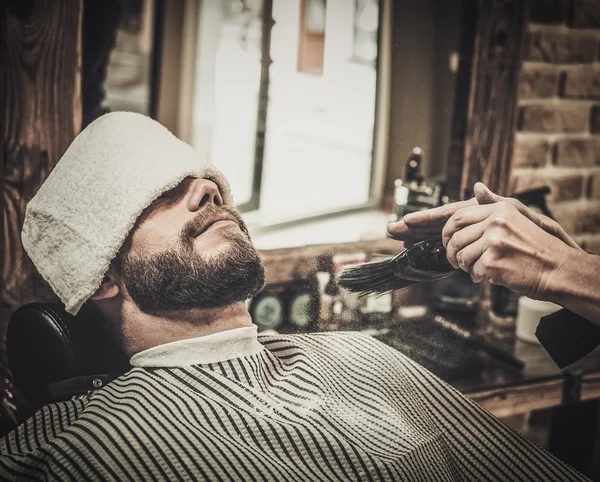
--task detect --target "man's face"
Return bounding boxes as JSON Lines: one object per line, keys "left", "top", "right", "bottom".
{"left": 113, "top": 177, "right": 265, "bottom": 314}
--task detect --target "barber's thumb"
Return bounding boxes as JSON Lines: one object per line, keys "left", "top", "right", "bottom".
{"left": 474, "top": 182, "right": 502, "bottom": 205}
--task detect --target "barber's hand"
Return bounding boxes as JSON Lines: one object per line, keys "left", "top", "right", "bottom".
{"left": 387, "top": 197, "right": 478, "bottom": 245}
{"left": 388, "top": 182, "right": 581, "bottom": 250}
{"left": 472, "top": 183, "right": 581, "bottom": 250}
{"left": 442, "top": 197, "right": 574, "bottom": 300}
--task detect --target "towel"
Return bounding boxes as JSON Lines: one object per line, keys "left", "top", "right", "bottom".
{"left": 21, "top": 112, "right": 232, "bottom": 315}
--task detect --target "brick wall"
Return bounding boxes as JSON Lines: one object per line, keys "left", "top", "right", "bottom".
{"left": 511, "top": 0, "right": 600, "bottom": 253}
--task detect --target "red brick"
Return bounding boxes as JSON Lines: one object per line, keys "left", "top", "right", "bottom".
{"left": 578, "top": 209, "right": 600, "bottom": 233}
{"left": 526, "top": 31, "right": 597, "bottom": 63}
{"left": 562, "top": 70, "right": 600, "bottom": 100}
{"left": 512, "top": 173, "right": 583, "bottom": 201}
{"left": 519, "top": 69, "right": 559, "bottom": 99}
{"left": 512, "top": 138, "right": 550, "bottom": 167}
{"left": 588, "top": 172, "right": 600, "bottom": 198}
{"left": 551, "top": 202, "right": 600, "bottom": 234}
{"left": 570, "top": 0, "right": 600, "bottom": 28}
{"left": 530, "top": 0, "right": 568, "bottom": 24}
{"left": 554, "top": 138, "right": 600, "bottom": 167}
{"left": 519, "top": 105, "right": 590, "bottom": 133}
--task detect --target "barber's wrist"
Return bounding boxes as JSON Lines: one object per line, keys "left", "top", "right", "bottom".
{"left": 540, "top": 245, "right": 584, "bottom": 304}
{"left": 555, "top": 225, "right": 584, "bottom": 251}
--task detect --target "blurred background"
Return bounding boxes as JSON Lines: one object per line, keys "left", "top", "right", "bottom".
{"left": 3, "top": 0, "right": 600, "bottom": 479}
{"left": 84, "top": 0, "right": 463, "bottom": 234}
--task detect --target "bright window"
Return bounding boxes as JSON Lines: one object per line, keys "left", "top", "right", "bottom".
{"left": 192, "top": 0, "right": 382, "bottom": 225}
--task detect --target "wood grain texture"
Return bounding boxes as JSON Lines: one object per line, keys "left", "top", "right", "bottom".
{"left": 1, "top": 0, "right": 82, "bottom": 371}
{"left": 581, "top": 372, "right": 600, "bottom": 402}
{"left": 447, "top": 0, "right": 478, "bottom": 201}
{"left": 448, "top": 0, "right": 529, "bottom": 199}
{"left": 465, "top": 378, "right": 564, "bottom": 417}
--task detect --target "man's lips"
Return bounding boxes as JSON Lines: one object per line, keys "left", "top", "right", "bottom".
{"left": 193, "top": 214, "right": 238, "bottom": 237}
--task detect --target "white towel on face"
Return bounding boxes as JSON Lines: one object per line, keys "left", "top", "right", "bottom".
{"left": 21, "top": 112, "right": 232, "bottom": 315}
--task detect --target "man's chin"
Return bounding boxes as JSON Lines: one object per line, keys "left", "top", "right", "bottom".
{"left": 120, "top": 226, "right": 264, "bottom": 314}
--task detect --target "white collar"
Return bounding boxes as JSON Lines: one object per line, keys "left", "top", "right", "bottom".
{"left": 129, "top": 325, "right": 264, "bottom": 367}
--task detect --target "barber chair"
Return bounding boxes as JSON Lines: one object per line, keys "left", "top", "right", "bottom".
{"left": 7, "top": 302, "right": 130, "bottom": 410}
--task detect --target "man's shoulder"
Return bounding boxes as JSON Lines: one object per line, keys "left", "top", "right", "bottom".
{"left": 0, "top": 395, "right": 93, "bottom": 455}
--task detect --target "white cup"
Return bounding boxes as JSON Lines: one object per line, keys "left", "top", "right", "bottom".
{"left": 515, "top": 296, "right": 561, "bottom": 344}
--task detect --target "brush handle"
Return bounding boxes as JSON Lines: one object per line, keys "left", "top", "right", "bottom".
{"left": 335, "top": 238, "right": 456, "bottom": 295}
{"left": 391, "top": 239, "right": 456, "bottom": 281}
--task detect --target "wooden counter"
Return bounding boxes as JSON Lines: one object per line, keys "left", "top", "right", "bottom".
{"left": 462, "top": 340, "right": 600, "bottom": 417}
{"left": 371, "top": 306, "right": 600, "bottom": 418}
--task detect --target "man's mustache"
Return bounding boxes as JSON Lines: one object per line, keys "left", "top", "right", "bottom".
{"left": 181, "top": 204, "right": 249, "bottom": 240}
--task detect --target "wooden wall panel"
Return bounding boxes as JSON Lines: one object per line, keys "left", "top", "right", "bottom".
{"left": 447, "top": 0, "right": 530, "bottom": 199}
{"left": 1, "top": 0, "right": 82, "bottom": 375}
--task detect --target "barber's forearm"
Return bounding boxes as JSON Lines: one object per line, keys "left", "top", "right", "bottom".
{"left": 544, "top": 248, "right": 600, "bottom": 325}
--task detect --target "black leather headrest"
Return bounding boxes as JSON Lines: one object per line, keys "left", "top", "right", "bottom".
{"left": 7, "top": 302, "right": 130, "bottom": 406}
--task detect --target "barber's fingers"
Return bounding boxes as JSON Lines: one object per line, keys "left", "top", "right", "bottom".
{"left": 386, "top": 221, "right": 408, "bottom": 238}
{"left": 474, "top": 182, "right": 552, "bottom": 232}
{"left": 467, "top": 248, "right": 490, "bottom": 284}
{"left": 475, "top": 183, "right": 532, "bottom": 217}
{"left": 474, "top": 182, "right": 532, "bottom": 220}
{"left": 445, "top": 222, "right": 487, "bottom": 269}
{"left": 455, "top": 238, "right": 489, "bottom": 282}
{"left": 387, "top": 221, "right": 442, "bottom": 240}
{"left": 442, "top": 204, "right": 497, "bottom": 247}
{"left": 473, "top": 182, "right": 503, "bottom": 205}
{"left": 401, "top": 197, "right": 478, "bottom": 227}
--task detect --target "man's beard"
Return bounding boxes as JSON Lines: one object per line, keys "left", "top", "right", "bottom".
{"left": 115, "top": 205, "right": 265, "bottom": 315}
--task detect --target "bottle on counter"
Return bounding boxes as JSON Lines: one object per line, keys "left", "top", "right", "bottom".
{"left": 360, "top": 291, "right": 393, "bottom": 327}
{"left": 331, "top": 252, "right": 367, "bottom": 328}
{"left": 394, "top": 147, "right": 422, "bottom": 221}
{"left": 404, "top": 147, "right": 422, "bottom": 184}
{"left": 395, "top": 147, "right": 451, "bottom": 221}
{"left": 316, "top": 271, "right": 333, "bottom": 330}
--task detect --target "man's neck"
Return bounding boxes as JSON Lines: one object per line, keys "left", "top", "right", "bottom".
{"left": 118, "top": 301, "right": 254, "bottom": 356}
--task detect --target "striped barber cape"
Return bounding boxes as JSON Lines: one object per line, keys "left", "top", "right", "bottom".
{"left": 0, "top": 330, "right": 588, "bottom": 481}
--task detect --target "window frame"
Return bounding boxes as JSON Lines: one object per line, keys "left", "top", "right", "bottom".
{"left": 155, "top": 0, "right": 391, "bottom": 229}
{"left": 244, "top": 0, "right": 391, "bottom": 229}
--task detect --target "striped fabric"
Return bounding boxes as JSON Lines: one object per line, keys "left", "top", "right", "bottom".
{"left": 0, "top": 332, "right": 588, "bottom": 481}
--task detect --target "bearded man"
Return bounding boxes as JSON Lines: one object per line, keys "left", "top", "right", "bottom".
{"left": 0, "top": 113, "right": 587, "bottom": 481}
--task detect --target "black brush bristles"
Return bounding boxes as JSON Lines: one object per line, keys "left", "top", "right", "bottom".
{"left": 336, "top": 256, "right": 413, "bottom": 296}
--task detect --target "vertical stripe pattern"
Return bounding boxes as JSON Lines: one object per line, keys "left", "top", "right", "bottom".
{"left": 0, "top": 332, "right": 589, "bottom": 481}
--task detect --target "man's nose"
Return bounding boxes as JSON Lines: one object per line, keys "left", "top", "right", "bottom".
{"left": 187, "top": 179, "right": 224, "bottom": 211}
